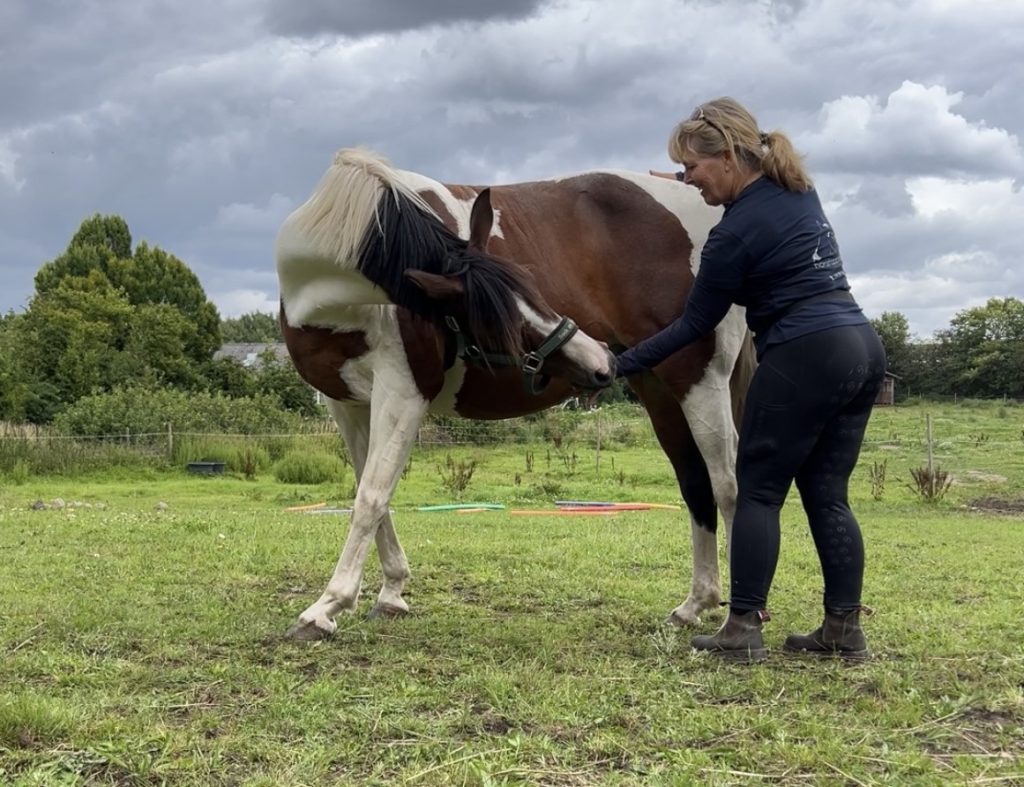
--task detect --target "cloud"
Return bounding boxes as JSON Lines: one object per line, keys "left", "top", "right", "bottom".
{"left": 263, "top": 0, "right": 551, "bottom": 37}
{"left": 2, "top": 0, "right": 1024, "bottom": 341}
{"left": 0, "top": 136, "right": 23, "bottom": 190}
{"left": 804, "top": 81, "right": 1024, "bottom": 179}
{"left": 215, "top": 287, "right": 281, "bottom": 318}
{"left": 214, "top": 194, "right": 295, "bottom": 233}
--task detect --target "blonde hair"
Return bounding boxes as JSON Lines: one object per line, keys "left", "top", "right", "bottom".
{"left": 668, "top": 97, "right": 813, "bottom": 192}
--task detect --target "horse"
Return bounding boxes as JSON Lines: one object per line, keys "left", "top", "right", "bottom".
{"left": 276, "top": 149, "right": 754, "bottom": 641}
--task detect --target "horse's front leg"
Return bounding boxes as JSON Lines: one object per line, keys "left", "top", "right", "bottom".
{"left": 287, "top": 389, "right": 427, "bottom": 640}
{"left": 668, "top": 368, "right": 740, "bottom": 626}
{"left": 326, "top": 399, "right": 413, "bottom": 620}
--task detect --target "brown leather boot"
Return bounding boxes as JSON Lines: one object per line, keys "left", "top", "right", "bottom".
{"left": 690, "top": 609, "right": 769, "bottom": 663}
{"left": 783, "top": 607, "right": 871, "bottom": 661}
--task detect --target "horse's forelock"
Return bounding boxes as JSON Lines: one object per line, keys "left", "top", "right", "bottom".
{"left": 461, "top": 255, "right": 548, "bottom": 360}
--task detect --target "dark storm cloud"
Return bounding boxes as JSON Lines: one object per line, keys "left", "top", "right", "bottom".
{"left": 263, "top": 0, "right": 550, "bottom": 37}
{"left": 1, "top": 0, "right": 1022, "bottom": 339}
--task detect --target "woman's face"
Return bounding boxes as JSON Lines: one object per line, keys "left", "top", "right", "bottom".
{"left": 680, "top": 152, "right": 733, "bottom": 207}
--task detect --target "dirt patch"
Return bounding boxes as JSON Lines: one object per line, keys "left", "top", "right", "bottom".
{"left": 965, "top": 496, "right": 1024, "bottom": 515}
{"left": 960, "top": 470, "right": 1009, "bottom": 484}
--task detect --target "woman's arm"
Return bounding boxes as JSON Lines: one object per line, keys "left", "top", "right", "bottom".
{"left": 616, "top": 227, "right": 748, "bottom": 377}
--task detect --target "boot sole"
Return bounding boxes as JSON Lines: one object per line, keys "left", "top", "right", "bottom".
{"left": 782, "top": 645, "right": 869, "bottom": 662}
{"left": 696, "top": 647, "right": 768, "bottom": 664}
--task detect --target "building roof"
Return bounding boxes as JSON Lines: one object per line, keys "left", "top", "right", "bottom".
{"left": 212, "top": 342, "right": 290, "bottom": 368}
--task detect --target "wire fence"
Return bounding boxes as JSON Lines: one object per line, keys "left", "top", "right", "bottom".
{"left": 2, "top": 404, "right": 1022, "bottom": 488}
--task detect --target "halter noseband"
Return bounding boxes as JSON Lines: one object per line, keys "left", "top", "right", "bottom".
{"left": 443, "top": 314, "right": 579, "bottom": 395}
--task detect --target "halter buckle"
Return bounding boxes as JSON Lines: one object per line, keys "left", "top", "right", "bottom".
{"left": 522, "top": 352, "right": 544, "bottom": 375}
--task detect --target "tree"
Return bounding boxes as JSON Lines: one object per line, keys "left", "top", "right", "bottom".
{"left": 0, "top": 317, "right": 20, "bottom": 421}
{"left": 70, "top": 213, "right": 132, "bottom": 259}
{"left": 254, "top": 349, "right": 319, "bottom": 417}
{"left": 936, "top": 297, "right": 1024, "bottom": 398}
{"left": 113, "top": 304, "right": 207, "bottom": 390}
{"left": 107, "top": 242, "right": 221, "bottom": 361}
{"left": 221, "top": 311, "right": 281, "bottom": 343}
{"left": 202, "top": 357, "right": 258, "bottom": 399}
{"left": 9, "top": 279, "right": 134, "bottom": 420}
{"left": 34, "top": 215, "right": 132, "bottom": 295}
{"left": 7, "top": 215, "right": 226, "bottom": 421}
{"left": 36, "top": 216, "right": 221, "bottom": 363}
{"left": 870, "top": 312, "right": 911, "bottom": 376}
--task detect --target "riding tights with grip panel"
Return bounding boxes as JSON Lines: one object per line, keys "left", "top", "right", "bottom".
{"left": 728, "top": 323, "right": 886, "bottom": 613}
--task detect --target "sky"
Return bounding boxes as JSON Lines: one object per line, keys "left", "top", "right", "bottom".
{"left": 1, "top": 0, "right": 1022, "bottom": 340}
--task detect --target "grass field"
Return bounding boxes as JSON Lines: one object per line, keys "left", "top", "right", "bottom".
{"left": 1, "top": 402, "right": 1022, "bottom": 785}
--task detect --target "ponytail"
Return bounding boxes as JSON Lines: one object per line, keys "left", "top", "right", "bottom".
{"left": 668, "top": 98, "right": 813, "bottom": 193}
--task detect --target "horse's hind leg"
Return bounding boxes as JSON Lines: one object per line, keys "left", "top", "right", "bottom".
{"left": 629, "top": 376, "right": 724, "bottom": 626}
{"left": 327, "top": 400, "right": 412, "bottom": 619}
{"left": 287, "top": 388, "right": 426, "bottom": 640}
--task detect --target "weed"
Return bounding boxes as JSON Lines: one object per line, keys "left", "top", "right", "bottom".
{"left": 9, "top": 459, "right": 29, "bottom": 485}
{"left": 908, "top": 465, "right": 953, "bottom": 501}
{"left": 436, "top": 454, "right": 477, "bottom": 499}
{"left": 869, "top": 459, "right": 887, "bottom": 501}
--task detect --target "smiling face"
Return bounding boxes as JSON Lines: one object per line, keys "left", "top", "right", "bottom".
{"left": 680, "top": 152, "right": 734, "bottom": 207}
{"left": 669, "top": 99, "right": 769, "bottom": 206}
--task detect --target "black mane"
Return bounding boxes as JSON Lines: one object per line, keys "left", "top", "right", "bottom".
{"left": 357, "top": 188, "right": 547, "bottom": 359}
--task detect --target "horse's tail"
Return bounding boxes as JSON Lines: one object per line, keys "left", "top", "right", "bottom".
{"left": 730, "top": 330, "right": 757, "bottom": 428}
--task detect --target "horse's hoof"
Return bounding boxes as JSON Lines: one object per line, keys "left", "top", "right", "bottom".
{"left": 285, "top": 619, "right": 335, "bottom": 641}
{"left": 367, "top": 603, "right": 409, "bottom": 620}
{"left": 665, "top": 610, "right": 700, "bottom": 628}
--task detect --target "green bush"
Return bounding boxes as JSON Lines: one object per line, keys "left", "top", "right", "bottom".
{"left": 53, "top": 384, "right": 302, "bottom": 436}
{"left": 273, "top": 451, "right": 346, "bottom": 485}
{"left": 173, "top": 436, "right": 274, "bottom": 478}
{"left": 173, "top": 436, "right": 239, "bottom": 466}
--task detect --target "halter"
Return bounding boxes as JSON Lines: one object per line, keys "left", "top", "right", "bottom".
{"left": 443, "top": 314, "right": 579, "bottom": 395}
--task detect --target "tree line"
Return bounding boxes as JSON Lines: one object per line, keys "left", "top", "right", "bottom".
{"left": 0, "top": 215, "right": 316, "bottom": 424}
{"left": 2, "top": 214, "right": 1022, "bottom": 425}
{"left": 870, "top": 304, "right": 1024, "bottom": 400}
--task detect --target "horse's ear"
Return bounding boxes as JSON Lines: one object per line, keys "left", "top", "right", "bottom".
{"left": 468, "top": 188, "right": 493, "bottom": 251}
{"left": 405, "top": 269, "right": 465, "bottom": 300}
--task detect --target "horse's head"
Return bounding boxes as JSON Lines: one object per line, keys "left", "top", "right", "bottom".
{"left": 405, "top": 188, "right": 616, "bottom": 394}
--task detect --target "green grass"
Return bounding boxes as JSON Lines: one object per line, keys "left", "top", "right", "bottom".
{"left": 0, "top": 402, "right": 1022, "bottom": 785}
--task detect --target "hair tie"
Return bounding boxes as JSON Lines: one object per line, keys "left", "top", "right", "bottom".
{"left": 759, "top": 132, "right": 770, "bottom": 146}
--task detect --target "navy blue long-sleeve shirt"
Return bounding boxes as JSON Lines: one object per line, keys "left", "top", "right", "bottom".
{"left": 616, "top": 176, "right": 866, "bottom": 376}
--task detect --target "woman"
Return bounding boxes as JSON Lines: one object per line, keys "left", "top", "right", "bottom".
{"left": 618, "top": 97, "right": 885, "bottom": 663}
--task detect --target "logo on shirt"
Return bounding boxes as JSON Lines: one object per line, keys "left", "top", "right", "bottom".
{"left": 811, "top": 221, "right": 841, "bottom": 268}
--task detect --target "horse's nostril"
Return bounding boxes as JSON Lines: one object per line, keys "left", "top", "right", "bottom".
{"left": 594, "top": 371, "right": 612, "bottom": 387}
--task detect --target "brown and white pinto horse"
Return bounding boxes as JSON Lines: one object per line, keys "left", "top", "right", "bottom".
{"left": 276, "top": 149, "right": 753, "bottom": 640}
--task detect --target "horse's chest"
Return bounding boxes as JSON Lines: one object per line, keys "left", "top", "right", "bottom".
{"left": 280, "top": 307, "right": 452, "bottom": 405}
{"left": 281, "top": 321, "right": 371, "bottom": 402}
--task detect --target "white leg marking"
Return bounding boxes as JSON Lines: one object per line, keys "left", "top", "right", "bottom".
{"left": 329, "top": 400, "right": 412, "bottom": 617}
{"left": 291, "top": 384, "right": 427, "bottom": 639}
{"left": 669, "top": 314, "right": 745, "bottom": 625}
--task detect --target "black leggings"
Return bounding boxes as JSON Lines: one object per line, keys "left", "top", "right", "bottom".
{"left": 729, "top": 323, "right": 886, "bottom": 613}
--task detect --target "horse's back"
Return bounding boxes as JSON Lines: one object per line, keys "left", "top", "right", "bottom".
{"left": 470, "top": 172, "right": 723, "bottom": 350}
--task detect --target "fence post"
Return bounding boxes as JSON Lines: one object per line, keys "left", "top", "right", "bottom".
{"left": 167, "top": 422, "right": 174, "bottom": 460}
{"left": 925, "top": 412, "right": 935, "bottom": 497}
